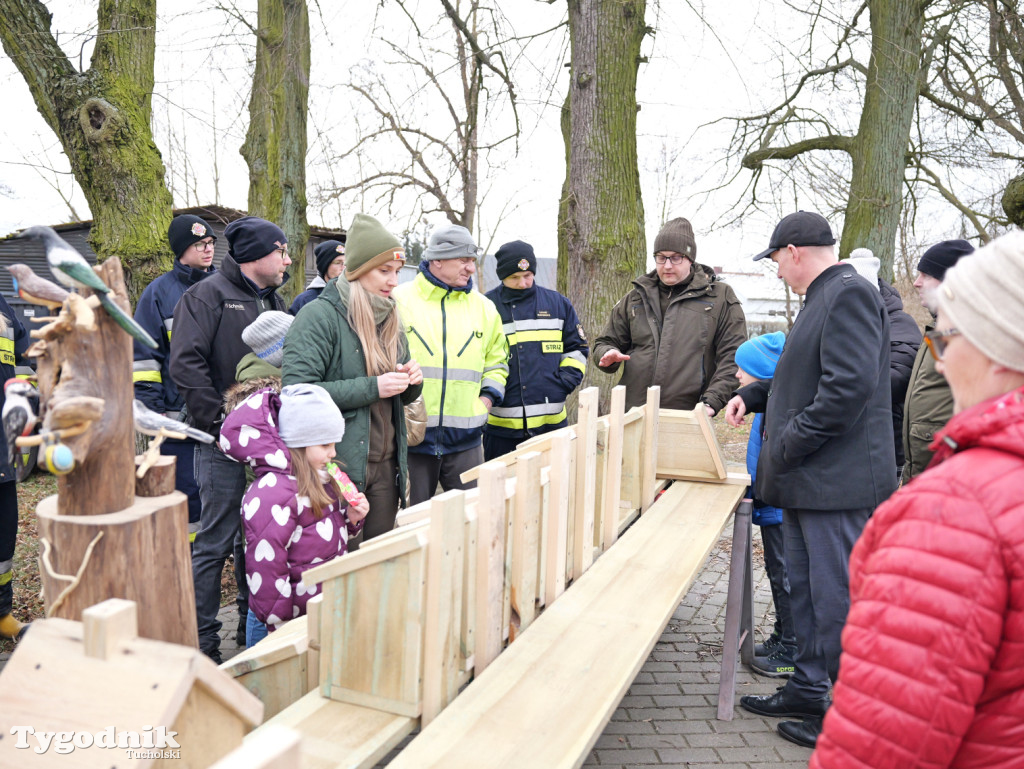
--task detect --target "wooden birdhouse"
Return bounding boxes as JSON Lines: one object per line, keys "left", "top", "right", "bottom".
{"left": 0, "top": 599, "right": 263, "bottom": 768}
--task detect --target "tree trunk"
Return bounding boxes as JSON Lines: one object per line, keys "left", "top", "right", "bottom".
{"left": 0, "top": 0, "right": 175, "bottom": 304}
{"left": 841, "top": 0, "right": 926, "bottom": 281}
{"left": 241, "top": 0, "right": 311, "bottom": 306}
{"left": 560, "top": 0, "right": 648, "bottom": 409}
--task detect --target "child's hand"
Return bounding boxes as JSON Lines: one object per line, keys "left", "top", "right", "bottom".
{"left": 348, "top": 492, "right": 370, "bottom": 523}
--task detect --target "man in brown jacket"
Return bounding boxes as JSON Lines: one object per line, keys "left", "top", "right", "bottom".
{"left": 593, "top": 217, "right": 747, "bottom": 414}
{"left": 901, "top": 239, "right": 974, "bottom": 481}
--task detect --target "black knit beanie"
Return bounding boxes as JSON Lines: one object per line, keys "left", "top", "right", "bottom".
{"left": 168, "top": 214, "right": 216, "bottom": 259}
{"left": 314, "top": 240, "right": 346, "bottom": 278}
{"left": 224, "top": 216, "right": 287, "bottom": 264}
{"left": 495, "top": 240, "right": 537, "bottom": 280}
{"left": 917, "top": 239, "right": 974, "bottom": 281}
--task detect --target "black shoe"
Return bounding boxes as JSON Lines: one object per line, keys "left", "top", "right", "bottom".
{"left": 750, "top": 644, "right": 796, "bottom": 678}
{"left": 777, "top": 716, "right": 822, "bottom": 749}
{"left": 202, "top": 646, "right": 224, "bottom": 665}
{"left": 755, "top": 632, "right": 782, "bottom": 657}
{"left": 740, "top": 687, "right": 828, "bottom": 719}
{"left": 236, "top": 620, "right": 247, "bottom": 648}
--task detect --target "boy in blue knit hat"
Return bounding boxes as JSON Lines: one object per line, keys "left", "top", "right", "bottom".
{"left": 735, "top": 331, "right": 795, "bottom": 678}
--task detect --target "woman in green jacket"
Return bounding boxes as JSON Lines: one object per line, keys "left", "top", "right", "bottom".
{"left": 282, "top": 214, "right": 422, "bottom": 542}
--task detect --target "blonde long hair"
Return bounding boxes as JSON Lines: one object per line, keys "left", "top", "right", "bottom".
{"left": 347, "top": 279, "right": 403, "bottom": 375}
{"left": 290, "top": 447, "right": 339, "bottom": 521}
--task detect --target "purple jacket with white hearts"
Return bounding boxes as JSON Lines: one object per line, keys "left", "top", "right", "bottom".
{"left": 219, "top": 387, "right": 362, "bottom": 631}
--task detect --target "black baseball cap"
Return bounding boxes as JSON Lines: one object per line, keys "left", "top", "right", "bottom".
{"left": 753, "top": 211, "right": 836, "bottom": 261}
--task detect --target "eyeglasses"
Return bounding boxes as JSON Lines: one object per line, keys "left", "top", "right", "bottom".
{"left": 923, "top": 328, "right": 960, "bottom": 362}
{"left": 192, "top": 239, "right": 215, "bottom": 252}
{"left": 654, "top": 253, "right": 688, "bottom": 265}
{"left": 273, "top": 247, "right": 290, "bottom": 258}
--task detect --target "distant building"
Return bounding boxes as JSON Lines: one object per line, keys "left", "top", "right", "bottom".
{"left": 717, "top": 268, "right": 799, "bottom": 332}
{"left": 0, "top": 204, "right": 346, "bottom": 329}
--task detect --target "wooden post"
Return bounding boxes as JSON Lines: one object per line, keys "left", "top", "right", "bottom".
{"left": 602, "top": 386, "right": 626, "bottom": 548}
{"left": 717, "top": 500, "right": 754, "bottom": 720}
{"left": 306, "top": 594, "right": 323, "bottom": 693}
{"left": 422, "top": 491, "right": 466, "bottom": 725}
{"left": 509, "top": 452, "right": 542, "bottom": 640}
{"left": 135, "top": 455, "right": 176, "bottom": 497}
{"left": 640, "top": 386, "right": 660, "bottom": 512}
{"left": 82, "top": 598, "right": 138, "bottom": 661}
{"left": 572, "top": 387, "right": 598, "bottom": 579}
{"left": 544, "top": 432, "right": 571, "bottom": 606}
{"left": 474, "top": 462, "right": 508, "bottom": 674}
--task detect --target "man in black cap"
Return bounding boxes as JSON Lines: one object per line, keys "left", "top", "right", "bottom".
{"left": 133, "top": 214, "right": 217, "bottom": 550}
{"left": 482, "top": 240, "right": 588, "bottom": 460}
{"left": 725, "top": 211, "right": 896, "bottom": 749}
{"left": 593, "top": 217, "right": 747, "bottom": 414}
{"left": 289, "top": 239, "right": 345, "bottom": 315}
{"left": 901, "top": 239, "right": 974, "bottom": 480}
{"left": 170, "top": 215, "right": 291, "bottom": 662}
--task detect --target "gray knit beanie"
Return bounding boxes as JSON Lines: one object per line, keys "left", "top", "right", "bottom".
{"left": 277, "top": 384, "right": 346, "bottom": 448}
{"left": 653, "top": 218, "right": 697, "bottom": 260}
{"left": 422, "top": 224, "right": 480, "bottom": 261}
{"left": 242, "top": 311, "right": 294, "bottom": 368}
{"left": 848, "top": 248, "right": 881, "bottom": 292}
{"left": 938, "top": 230, "right": 1024, "bottom": 373}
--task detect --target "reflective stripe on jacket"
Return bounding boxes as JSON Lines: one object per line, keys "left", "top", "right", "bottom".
{"left": 484, "top": 283, "right": 587, "bottom": 438}
{"left": 394, "top": 271, "right": 508, "bottom": 456}
{"left": 133, "top": 259, "right": 214, "bottom": 413}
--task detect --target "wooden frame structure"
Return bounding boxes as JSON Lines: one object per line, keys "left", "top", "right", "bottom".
{"left": 213, "top": 386, "right": 751, "bottom": 767}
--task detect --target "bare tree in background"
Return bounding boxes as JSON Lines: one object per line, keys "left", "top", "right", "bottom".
{"left": 729, "top": 0, "right": 928, "bottom": 281}
{"left": 317, "top": 0, "right": 521, "bottom": 238}
{"left": 241, "top": 0, "right": 310, "bottom": 304}
{"left": 0, "top": 0, "right": 174, "bottom": 302}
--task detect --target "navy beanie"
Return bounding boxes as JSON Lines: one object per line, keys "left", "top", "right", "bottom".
{"left": 917, "top": 239, "right": 973, "bottom": 281}
{"left": 495, "top": 240, "right": 537, "bottom": 280}
{"left": 224, "top": 216, "right": 287, "bottom": 264}
{"left": 314, "top": 239, "right": 346, "bottom": 278}
{"left": 168, "top": 214, "right": 216, "bottom": 259}
{"left": 735, "top": 331, "right": 786, "bottom": 380}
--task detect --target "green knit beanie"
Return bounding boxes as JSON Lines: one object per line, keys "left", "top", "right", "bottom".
{"left": 344, "top": 214, "right": 406, "bottom": 280}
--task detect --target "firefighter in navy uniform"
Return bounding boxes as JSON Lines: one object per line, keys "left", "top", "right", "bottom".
{"left": 132, "top": 214, "right": 216, "bottom": 545}
{"left": 483, "top": 240, "right": 588, "bottom": 461}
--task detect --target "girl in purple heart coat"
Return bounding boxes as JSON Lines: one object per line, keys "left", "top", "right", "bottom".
{"left": 220, "top": 382, "right": 369, "bottom": 646}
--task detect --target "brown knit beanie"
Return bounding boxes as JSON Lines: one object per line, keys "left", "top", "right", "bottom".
{"left": 653, "top": 218, "right": 697, "bottom": 261}
{"left": 938, "top": 230, "right": 1024, "bottom": 372}
{"left": 344, "top": 214, "right": 406, "bottom": 280}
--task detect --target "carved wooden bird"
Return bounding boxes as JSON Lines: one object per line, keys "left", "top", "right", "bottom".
{"left": 17, "top": 226, "right": 158, "bottom": 349}
{"left": 2, "top": 379, "right": 39, "bottom": 468}
{"left": 133, "top": 399, "right": 214, "bottom": 444}
{"left": 5, "top": 264, "right": 70, "bottom": 312}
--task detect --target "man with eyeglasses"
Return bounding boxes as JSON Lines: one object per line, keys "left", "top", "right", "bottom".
{"left": 393, "top": 223, "right": 509, "bottom": 504}
{"left": 170, "top": 215, "right": 291, "bottom": 662}
{"left": 133, "top": 214, "right": 217, "bottom": 553}
{"left": 725, "top": 211, "right": 896, "bottom": 749}
{"left": 900, "top": 239, "right": 974, "bottom": 482}
{"left": 593, "top": 217, "right": 747, "bottom": 414}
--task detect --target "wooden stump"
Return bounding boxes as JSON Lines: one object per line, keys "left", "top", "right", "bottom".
{"left": 136, "top": 454, "right": 177, "bottom": 496}
{"left": 36, "top": 492, "right": 199, "bottom": 647}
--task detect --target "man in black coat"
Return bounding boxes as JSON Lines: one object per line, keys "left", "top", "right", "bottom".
{"left": 170, "top": 216, "right": 291, "bottom": 662}
{"left": 725, "top": 212, "right": 896, "bottom": 749}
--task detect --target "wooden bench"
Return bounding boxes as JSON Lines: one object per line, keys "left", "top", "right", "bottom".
{"left": 386, "top": 478, "right": 745, "bottom": 768}
{"left": 212, "top": 387, "right": 751, "bottom": 767}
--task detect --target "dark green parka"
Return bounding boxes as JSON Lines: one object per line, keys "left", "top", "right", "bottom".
{"left": 900, "top": 322, "right": 954, "bottom": 482}
{"left": 281, "top": 279, "right": 422, "bottom": 506}
{"left": 593, "top": 265, "right": 747, "bottom": 412}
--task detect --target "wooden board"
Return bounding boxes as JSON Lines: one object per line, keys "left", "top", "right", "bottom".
{"left": 509, "top": 452, "right": 542, "bottom": 640}
{"left": 601, "top": 386, "right": 626, "bottom": 549}
{"left": 386, "top": 480, "right": 745, "bottom": 769}
{"left": 222, "top": 614, "right": 310, "bottom": 721}
{"left": 319, "top": 539, "right": 426, "bottom": 718}
{"left": 655, "top": 406, "right": 728, "bottom": 482}
{"left": 571, "top": 388, "right": 598, "bottom": 579}
{"left": 260, "top": 691, "right": 416, "bottom": 769}
{"left": 474, "top": 463, "right": 508, "bottom": 674}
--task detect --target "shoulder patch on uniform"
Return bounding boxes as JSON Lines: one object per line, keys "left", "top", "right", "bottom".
{"left": 577, "top": 324, "right": 586, "bottom": 342}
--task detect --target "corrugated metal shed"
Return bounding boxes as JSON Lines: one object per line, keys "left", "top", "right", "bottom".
{"left": 0, "top": 205, "right": 346, "bottom": 329}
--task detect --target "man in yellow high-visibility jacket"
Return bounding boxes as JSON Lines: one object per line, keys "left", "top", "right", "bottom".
{"left": 394, "top": 224, "right": 509, "bottom": 504}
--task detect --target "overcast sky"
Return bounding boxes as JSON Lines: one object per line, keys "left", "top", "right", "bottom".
{"left": 0, "top": 1, "right": 887, "bottom": 275}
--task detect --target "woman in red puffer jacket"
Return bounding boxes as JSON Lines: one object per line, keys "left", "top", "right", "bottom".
{"left": 811, "top": 232, "right": 1024, "bottom": 769}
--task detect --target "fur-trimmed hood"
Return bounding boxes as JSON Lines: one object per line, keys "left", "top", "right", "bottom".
{"left": 224, "top": 375, "right": 281, "bottom": 415}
